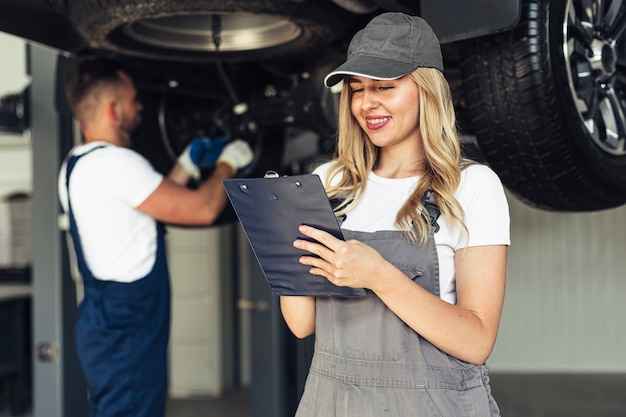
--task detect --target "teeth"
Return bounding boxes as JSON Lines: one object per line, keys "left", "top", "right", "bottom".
{"left": 367, "top": 117, "right": 389, "bottom": 124}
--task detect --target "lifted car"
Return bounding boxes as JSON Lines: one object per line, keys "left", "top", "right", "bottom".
{"left": 1, "top": 0, "right": 626, "bottom": 211}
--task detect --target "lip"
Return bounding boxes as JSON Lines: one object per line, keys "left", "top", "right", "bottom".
{"left": 365, "top": 116, "right": 390, "bottom": 130}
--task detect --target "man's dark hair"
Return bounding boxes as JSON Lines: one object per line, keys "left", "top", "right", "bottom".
{"left": 65, "top": 58, "right": 130, "bottom": 121}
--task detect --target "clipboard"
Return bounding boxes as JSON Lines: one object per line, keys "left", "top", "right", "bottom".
{"left": 223, "top": 173, "right": 366, "bottom": 298}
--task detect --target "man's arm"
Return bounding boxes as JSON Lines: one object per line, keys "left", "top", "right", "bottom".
{"left": 137, "top": 162, "right": 233, "bottom": 226}
{"left": 138, "top": 139, "right": 253, "bottom": 226}
{"left": 167, "top": 162, "right": 193, "bottom": 186}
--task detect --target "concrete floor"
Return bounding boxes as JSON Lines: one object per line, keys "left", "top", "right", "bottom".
{"left": 166, "top": 388, "right": 250, "bottom": 417}
{"left": 490, "top": 373, "right": 626, "bottom": 417}
{"left": 165, "top": 373, "right": 626, "bottom": 417}
{"left": 2, "top": 373, "right": 625, "bottom": 416}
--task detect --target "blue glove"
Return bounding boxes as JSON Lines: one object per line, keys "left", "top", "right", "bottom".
{"left": 178, "top": 136, "right": 227, "bottom": 179}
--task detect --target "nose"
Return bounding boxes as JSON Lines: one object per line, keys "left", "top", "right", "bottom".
{"left": 360, "top": 89, "right": 380, "bottom": 110}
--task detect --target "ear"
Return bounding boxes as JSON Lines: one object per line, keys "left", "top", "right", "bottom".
{"left": 106, "top": 100, "right": 120, "bottom": 122}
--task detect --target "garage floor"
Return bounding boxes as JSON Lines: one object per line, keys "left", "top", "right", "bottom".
{"left": 165, "top": 373, "right": 626, "bottom": 417}
{"left": 489, "top": 373, "right": 626, "bottom": 417}
{"left": 165, "top": 388, "right": 249, "bottom": 417}
{"left": 2, "top": 373, "right": 625, "bottom": 416}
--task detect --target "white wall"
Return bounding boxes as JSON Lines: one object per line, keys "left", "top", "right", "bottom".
{"left": 489, "top": 192, "right": 626, "bottom": 372}
{"left": 0, "top": 135, "right": 32, "bottom": 198}
{"left": 167, "top": 225, "right": 235, "bottom": 398}
{"left": 0, "top": 31, "right": 31, "bottom": 96}
{"left": 0, "top": 33, "right": 33, "bottom": 269}
{"left": 0, "top": 32, "right": 32, "bottom": 199}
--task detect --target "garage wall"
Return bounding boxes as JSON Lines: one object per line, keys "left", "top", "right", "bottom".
{"left": 167, "top": 225, "right": 235, "bottom": 398}
{"left": 488, "top": 192, "right": 626, "bottom": 372}
{"left": 0, "top": 135, "right": 31, "bottom": 198}
{"left": 0, "top": 31, "right": 30, "bottom": 96}
{"left": 0, "top": 32, "right": 32, "bottom": 199}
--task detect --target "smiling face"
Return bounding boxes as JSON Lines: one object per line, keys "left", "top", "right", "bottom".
{"left": 348, "top": 75, "right": 421, "bottom": 154}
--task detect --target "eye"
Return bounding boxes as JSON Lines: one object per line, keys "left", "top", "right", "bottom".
{"left": 351, "top": 86, "right": 364, "bottom": 94}
{"left": 378, "top": 85, "right": 394, "bottom": 91}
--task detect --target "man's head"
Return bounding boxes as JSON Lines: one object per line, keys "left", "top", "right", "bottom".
{"left": 65, "top": 59, "right": 142, "bottom": 143}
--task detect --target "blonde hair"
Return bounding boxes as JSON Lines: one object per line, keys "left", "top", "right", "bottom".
{"left": 324, "top": 67, "right": 470, "bottom": 245}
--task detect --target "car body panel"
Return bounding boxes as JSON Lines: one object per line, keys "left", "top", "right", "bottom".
{"left": 0, "top": 0, "right": 522, "bottom": 55}
{"left": 421, "top": 0, "right": 521, "bottom": 43}
{"left": 0, "top": 0, "right": 87, "bottom": 55}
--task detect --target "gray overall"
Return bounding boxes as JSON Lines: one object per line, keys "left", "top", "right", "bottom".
{"left": 295, "top": 192, "right": 501, "bottom": 417}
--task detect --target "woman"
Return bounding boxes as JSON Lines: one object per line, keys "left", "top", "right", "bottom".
{"left": 280, "top": 12, "right": 510, "bottom": 417}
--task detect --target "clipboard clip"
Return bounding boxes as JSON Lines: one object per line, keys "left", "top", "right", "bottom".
{"left": 237, "top": 171, "right": 288, "bottom": 193}
{"left": 263, "top": 170, "right": 303, "bottom": 187}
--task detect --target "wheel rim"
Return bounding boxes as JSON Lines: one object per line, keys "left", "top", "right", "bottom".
{"left": 564, "top": 0, "right": 626, "bottom": 155}
{"left": 122, "top": 13, "right": 302, "bottom": 52}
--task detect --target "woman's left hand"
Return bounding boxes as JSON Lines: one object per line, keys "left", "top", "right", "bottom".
{"left": 294, "top": 225, "right": 391, "bottom": 290}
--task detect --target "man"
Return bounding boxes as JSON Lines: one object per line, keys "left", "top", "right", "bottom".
{"left": 57, "top": 58, "right": 253, "bottom": 417}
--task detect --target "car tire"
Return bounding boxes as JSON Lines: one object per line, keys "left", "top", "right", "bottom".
{"left": 66, "top": 0, "right": 354, "bottom": 62}
{"left": 459, "top": 0, "right": 626, "bottom": 211}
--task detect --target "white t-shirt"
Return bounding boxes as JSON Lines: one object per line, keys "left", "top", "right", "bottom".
{"left": 58, "top": 142, "right": 164, "bottom": 282}
{"left": 313, "top": 162, "right": 511, "bottom": 304}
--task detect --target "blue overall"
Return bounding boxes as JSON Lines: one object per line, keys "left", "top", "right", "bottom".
{"left": 65, "top": 148, "right": 171, "bottom": 417}
{"left": 295, "top": 191, "right": 501, "bottom": 416}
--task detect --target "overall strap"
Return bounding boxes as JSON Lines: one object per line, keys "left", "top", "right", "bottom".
{"left": 420, "top": 189, "right": 440, "bottom": 233}
{"left": 420, "top": 162, "right": 473, "bottom": 234}
{"left": 64, "top": 146, "right": 106, "bottom": 190}
{"left": 64, "top": 146, "right": 106, "bottom": 281}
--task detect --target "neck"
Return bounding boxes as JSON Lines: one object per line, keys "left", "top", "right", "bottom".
{"left": 83, "top": 128, "right": 129, "bottom": 148}
{"left": 374, "top": 163, "right": 425, "bottom": 178}
{"left": 373, "top": 135, "right": 427, "bottom": 178}
{"left": 375, "top": 150, "right": 426, "bottom": 178}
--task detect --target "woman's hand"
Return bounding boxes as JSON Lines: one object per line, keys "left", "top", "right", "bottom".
{"left": 294, "top": 225, "right": 508, "bottom": 365}
{"left": 294, "top": 225, "right": 394, "bottom": 292}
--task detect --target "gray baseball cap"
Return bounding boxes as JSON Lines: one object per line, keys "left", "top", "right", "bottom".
{"left": 324, "top": 12, "right": 443, "bottom": 88}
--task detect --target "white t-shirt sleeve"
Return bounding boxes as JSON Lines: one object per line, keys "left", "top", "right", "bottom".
{"left": 312, "top": 161, "right": 340, "bottom": 185}
{"left": 95, "top": 147, "right": 163, "bottom": 207}
{"left": 437, "top": 164, "right": 510, "bottom": 303}
{"left": 456, "top": 164, "right": 511, "bottom": 249}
